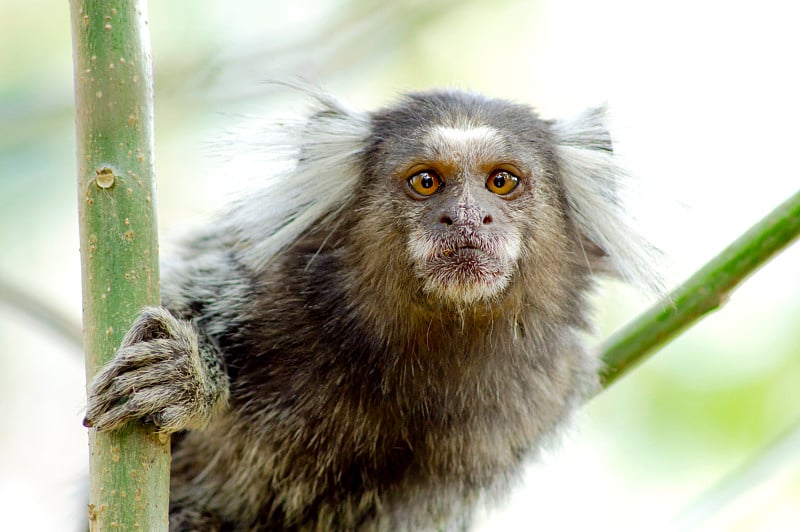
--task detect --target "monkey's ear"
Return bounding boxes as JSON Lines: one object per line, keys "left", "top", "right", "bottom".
{"left": 551, "top": 107, "right": 664, "bottom": 293}
{"left": 295, "top": 91, "right": 373, "bottom": 166}
{"left": 228, "top": 88, "right": 373, "bottom": 271}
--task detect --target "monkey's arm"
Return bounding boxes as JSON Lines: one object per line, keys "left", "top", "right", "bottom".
{"left": 84, "top": 306, "right": 230, "bottom": 433}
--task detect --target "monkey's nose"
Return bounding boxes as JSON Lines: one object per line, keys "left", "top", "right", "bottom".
{"left": 439, "top": 204, "right": 493, "bottom": 228}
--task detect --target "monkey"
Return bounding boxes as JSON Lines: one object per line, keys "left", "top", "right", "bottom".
{"left": 83, "top": 88, "right": 661, "bottom": 530}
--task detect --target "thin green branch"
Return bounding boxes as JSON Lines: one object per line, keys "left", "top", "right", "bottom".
{"left": 600, "top": 188, "right": 800, "bottom": 388}
{"left": 70, "top": 1, "right": 169, "bottom": 529}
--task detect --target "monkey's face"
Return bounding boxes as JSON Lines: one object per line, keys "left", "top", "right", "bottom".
{"left": 364, "top": 94, "right": 568, "bottom": 306}
{"left": 399, "top": 125, "right": 527, "bottom": 304}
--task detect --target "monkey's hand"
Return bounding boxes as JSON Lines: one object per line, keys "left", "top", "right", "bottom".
{"left": 84, "top": 307, "right": 229, "bottom": 433}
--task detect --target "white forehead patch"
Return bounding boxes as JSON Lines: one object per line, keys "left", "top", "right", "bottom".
{"left": 432, "top": 125, "right": 500, "bottom": 143}
{"left": 427, "top": 125, "right": 505, "bottom": 162}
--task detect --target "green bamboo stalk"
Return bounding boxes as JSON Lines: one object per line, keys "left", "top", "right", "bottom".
{"left": 69, "top": 1, "right": 169, "bottom": 530}
{"left": 599, "top": 188, "right": 800, "bottom": 388}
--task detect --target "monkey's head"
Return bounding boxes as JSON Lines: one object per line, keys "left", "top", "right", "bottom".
{"left": 236, "top": 88, "right": 660, "bottom": 307}
{"left": 359, "top": 90, "right": 571, "bottom": 305}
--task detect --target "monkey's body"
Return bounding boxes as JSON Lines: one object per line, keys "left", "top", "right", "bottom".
{"left": 161, "top": 217, "right": 594, "bottom": 530}
{"left": 85, "top": 90, "right": 657, "bottom": 530}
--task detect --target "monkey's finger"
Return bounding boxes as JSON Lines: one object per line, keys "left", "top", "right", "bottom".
{"left": 84, "top": 377, "right": 123, "bottom": 427}
{"left": 83, "top": 388, "right": 130, "bottom": 429}
{"left": 84, "top": 377, "right": 141, "bottom": 429}
{"left": 83, "top": 399, "right": 114, "bottom": 428}
{"left": 110, "top": 338, "right": 180, "bottom": 370}
{"left": 86, "top": 339, "right": 180, "bottom": 399}
{"left": 121, "top": 306, "right": 176, "bottom": 345}
{"left": 86, "top": 404, "right": 136, "bottom": 432}
{"left": 150, "top": 404, "right": 199, "bottom": 433}
{"left": 105, "top": 357, "right": 191, "bottom": 401}
{"left": 121, "top": 307, "right": 194, "bottom": 347}
{"left": 85, "top": 364, "right": 178, "bottom": 430}
{"left": 87, "top": 384, "right": 178, "bottom": 432}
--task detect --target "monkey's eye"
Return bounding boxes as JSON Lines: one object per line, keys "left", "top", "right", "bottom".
{"left": 486, "top": 170, "right": 519, "bottom": 196}
{"left": 407, "top": 171, "right": 443, "bottom": 197}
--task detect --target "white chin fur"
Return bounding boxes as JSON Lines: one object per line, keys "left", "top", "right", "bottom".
{"left": 423, "top": 274, "right": 510, "bottom": 305}
{"left": 409, "top": 233, "right": 520, "bottom": 305}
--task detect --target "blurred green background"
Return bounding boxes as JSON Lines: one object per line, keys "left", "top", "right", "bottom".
{"left": 1, "top": 0, "right": 798, "bottom": 529}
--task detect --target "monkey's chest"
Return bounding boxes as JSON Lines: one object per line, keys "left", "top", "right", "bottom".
{"left": 285, "top": 387, "right": 539, "bottom": 496}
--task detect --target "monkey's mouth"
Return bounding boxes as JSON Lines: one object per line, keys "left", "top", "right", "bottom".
{"left": 436, "top": 245, "right": 503, "bottom": 278}
{"left": 441, "top": 244, "right": 482, "bottom": 258}
{"left": 420, "top": 243, "right": 509, "bottom": 302}
{"left": 409, "top": 231, "right": 519, "bottom": 303}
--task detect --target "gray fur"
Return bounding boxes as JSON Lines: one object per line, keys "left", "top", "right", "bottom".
{"left": 84, "top": 88, "right": 659, "bottom": 530}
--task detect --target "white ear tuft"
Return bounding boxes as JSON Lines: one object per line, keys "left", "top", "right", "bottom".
{"left": 552, "top": 107, "right": 665, "bottom": 294}
{"left": 223, "top": 89, "right": 372, "bottom": 271}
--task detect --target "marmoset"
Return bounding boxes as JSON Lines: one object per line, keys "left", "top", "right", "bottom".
{"left": 84, "top": 89, "right": 659, "bottom": 530}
